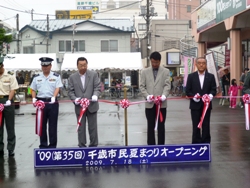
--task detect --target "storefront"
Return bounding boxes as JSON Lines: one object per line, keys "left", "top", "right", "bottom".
{"left": 191, "top": 0, "right": 250, "bottom": 83}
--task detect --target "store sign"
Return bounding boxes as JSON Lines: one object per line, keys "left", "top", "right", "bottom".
{"left": 197, "top": 0, "right": 216, "bottom": 32}
{"left": 216, "top": 0, "right": 246, "bottom": 23}
{"left": 76, "top": 0, "right": 100, "bottom": 13}
{"left": 34, "top": 144, "right": 211, "bottom": 168}
{"left": 56, "top": 10, "right": 92, "bottom": 19}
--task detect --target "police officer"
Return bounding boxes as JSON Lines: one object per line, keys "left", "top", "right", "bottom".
{"left": 0, "top": 56, "right": 19, "bottom": 157}
{"left": 30, "top": 57, "right": 63, "bottom": 148}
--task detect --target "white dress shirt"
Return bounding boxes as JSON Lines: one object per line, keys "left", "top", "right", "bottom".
{"left": 79, "top": 73, "right": 86, "bottom": 89}
{"left": 198, "top": 72, "right": 205, "bottom": 89}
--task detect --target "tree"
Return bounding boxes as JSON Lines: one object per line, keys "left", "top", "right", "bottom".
{"left": 0, "top": 28, "right": 12, "bottom": 56}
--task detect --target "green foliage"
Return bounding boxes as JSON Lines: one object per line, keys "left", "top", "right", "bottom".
{"left": 0, "top": 28, "right": 12, "bottom": 56}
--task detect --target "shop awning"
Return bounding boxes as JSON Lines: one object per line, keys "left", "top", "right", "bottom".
{"left": 3, "top": 53, "right": 59, "bottom": 72}
{"left": 61, "top": 52, "right": 143, "bottom": 71}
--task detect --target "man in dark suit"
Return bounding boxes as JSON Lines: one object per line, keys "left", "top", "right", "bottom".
{"left": 68, "top": 57, "right": 101, "bottom": 147}
{"left": 185, "top": 57, "right": 216, "bottom": 144}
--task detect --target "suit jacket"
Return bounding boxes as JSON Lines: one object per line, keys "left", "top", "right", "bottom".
{"left": 68, "top": 70, "right": 101, "bottom": 113}
{"left": 140, "top": 65, "right": 171, "bottom": 108}
{"left": 185, "top": 71, "right": 217, "bottom": 110}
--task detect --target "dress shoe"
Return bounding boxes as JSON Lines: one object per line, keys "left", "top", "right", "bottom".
{"left": 8, "top": 150, "right": 15, "bottom": 157}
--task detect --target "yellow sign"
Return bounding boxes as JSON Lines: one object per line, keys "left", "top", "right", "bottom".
{"left": 56, "top": 10, "right": 92, "bottom": 19}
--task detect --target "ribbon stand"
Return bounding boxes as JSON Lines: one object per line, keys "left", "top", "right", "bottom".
{"left": 123, "top": 85, "right": 128, "bottom": 146}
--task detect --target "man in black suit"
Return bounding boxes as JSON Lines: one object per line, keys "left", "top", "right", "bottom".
{"left": 185, "top": 57, "right": 217, "bottom": 144}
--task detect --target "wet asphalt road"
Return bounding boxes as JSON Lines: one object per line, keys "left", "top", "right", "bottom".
{"left": 0, "top": 96, "right": 250, "bottom": 188}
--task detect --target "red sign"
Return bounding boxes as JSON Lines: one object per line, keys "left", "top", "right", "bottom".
{"left": 225, "top": 45, "right": 230, "bottom": 66}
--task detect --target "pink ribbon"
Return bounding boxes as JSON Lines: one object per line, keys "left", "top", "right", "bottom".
{"left": 120, "top": 99, "right": 130, "bottom": 109}
{"left": 154, "top": 96, "right": 163, "bottom": 131}
{"left": 0, "top": 104, "right": 4, "bottom": 127}
{"left": 197, "top": 94, "right": 210, "bottom": 129}
{"left": 243, "top": 94, "right": 250, "bottom": 130}
{"left": 77, "top": 98, "right": 90, "bottom": 131}
{"left": 34, "top": 100, "right": 45, "bottom": 136}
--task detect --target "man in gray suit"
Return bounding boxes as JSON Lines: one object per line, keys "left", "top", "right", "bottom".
{"left": 140, "top": 51, "right": 171, "bottom": 145}
{"left": 68, "top": 57, "right": 101, "bottom": 147}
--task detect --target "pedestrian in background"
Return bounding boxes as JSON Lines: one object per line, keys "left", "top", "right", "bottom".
{"left": 16, "top": 73, "right": 24, "bottom": 85}
{"left": 0, "top": 56, "right": 19, "bottom": 157}
{"left": 240, "top": 68, "right": 249, "bottom": 108}
{"left": 30, "top": 57, "right": 63, "bottom": 148}
{"left": 68, "top": 57, "right": 101, "bottom": 147}
{"left": 185, "top": 57, "right": 216, "bottom": 144}
{"left": 222, "top": 68, "right": 230, "bottom": 105}
{"left": 228, "top": 79, "right": 242, "bottom": 108}
{"left": 140, "top": 51, "right": 171, "bottom": 145}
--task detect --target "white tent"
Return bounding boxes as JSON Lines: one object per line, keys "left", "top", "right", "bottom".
{"left": 3, "top": 53, "right": 59, "bottom": 72}
{"left": 61, "top": 52, "right": 143, "bottom": 71}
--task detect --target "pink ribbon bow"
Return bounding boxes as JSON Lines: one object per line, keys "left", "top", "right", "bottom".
{"left": 154, "top": 96, "right": 163, "bottom": 131}
{"left": 34, "top": 100, "right": 45, "bottom": 136}
{"left": 243, "top": 94, "right": 250, "bottom": 130}
{"left": 77, "top": 98, "right": 90, "bottom": 131}
{"left": 0, "top": 104, "right": 4, "bottom": 127}
{"left": 197, "top": 94, "right": 210, "bottom": 129}
{"left": 120, "top": 99, "right": 130, "bottom": 109}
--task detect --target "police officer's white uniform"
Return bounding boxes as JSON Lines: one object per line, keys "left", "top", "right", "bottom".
{"left": 30, "top": 71, "right": 62, "bottom": 98}
{"left": 30, "top": 57, "right": 63, "bottom": 148}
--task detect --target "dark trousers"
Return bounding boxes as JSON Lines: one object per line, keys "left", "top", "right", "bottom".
{"left": 191, "top": 108, "right": 211, "bottom": 144}
{"left": 0, "top": 98, "right": 15, "bottom": 151}
{"left": 145, "top": 105, "right": 166, "bottom": 145}
{"left": 39, "top": 100, "right": 59, "bottom": 148}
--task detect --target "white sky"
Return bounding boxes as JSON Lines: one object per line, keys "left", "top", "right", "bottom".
{"left": 0, "top": 0, "right": 78, "bottom": 29}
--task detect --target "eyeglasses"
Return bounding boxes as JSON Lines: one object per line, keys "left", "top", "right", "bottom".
{"left": 196, "top": 62, "right": 206, "bottom": 65}
{"left": 78, "top": 64, "right": 87, "bottom": 68}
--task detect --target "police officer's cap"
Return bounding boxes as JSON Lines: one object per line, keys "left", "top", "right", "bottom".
{"left": 39, "top": 57, "right": 54, "bottom": 66}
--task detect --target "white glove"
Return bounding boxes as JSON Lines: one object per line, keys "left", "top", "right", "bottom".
{"left": 91, "top": 95, "right": 98, "bottom": 102}
{"left": 74, "top": 97, "right": 81, "bottom": 105}
{"left": 209, "top": 94, "right": 213, "bottom": 101}
{"left": 32, "top": 98, "right": 37, "bottom": 107}
{"left": 4, "top": 100, "right": 11, "bottom": 106}
{"left": 161, "top": 95, "right": 166, "bottom": 102}
{"left": 193, "top": 93, "right": 200, "bottom": 102}
{"left": 49, "top": 97, "right": 55, "bottom": 104}
{"left": 146, "top": 95, "right": 154, "bottom": 103}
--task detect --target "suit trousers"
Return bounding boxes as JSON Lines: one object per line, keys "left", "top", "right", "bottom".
{"left": 145, "top": 105, "right": 166, "bottom": 145}
{"left": 191, "top": 108, "right": 211, "bottom": 144}
{"left": 40, "top": 102, "right": 59, "bottom": 148}
{"left": 77, "top": 110, "right": 98, "bottom": 147}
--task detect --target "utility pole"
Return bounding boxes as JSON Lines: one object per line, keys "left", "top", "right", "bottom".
{"left": 16, "top": 14, "right": 20, "bottom": 53}
{"left": 46, "top": 14, "right": 49, "bottom": 53}
{"left": 72, "top": 23, "right": 77, "bottom": 53}
{"left": 139, "top": 1, "right": 157, "bottom": 67}
{"left": 31, "top": 9, "right": 34, "bottom": 21}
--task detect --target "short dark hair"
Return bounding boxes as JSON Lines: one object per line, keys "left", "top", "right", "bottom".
{"left": 77, "top": 57, "right": 88, "bottom": 65}
{"left": 150, "top": 51, "right": 161, "bottom": 61}
{"left": 231, "top": 78, "right": 236, "bottom": 85}
{"left": 196, "top": 57, "right": 207, "bottom": 63}
{"left": 244, "top": 68, "right": 249, "bottom": 71}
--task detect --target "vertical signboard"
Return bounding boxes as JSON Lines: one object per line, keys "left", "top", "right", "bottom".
{"left": 206, "top": 52, "right": 220, "bottom": 92}
{"left": 182, "top": 55, "right": 194, "bottom": 86}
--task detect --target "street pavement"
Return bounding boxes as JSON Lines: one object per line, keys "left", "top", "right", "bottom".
{"left": 0, "top": 95, "right": 250, "bottom": 188}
